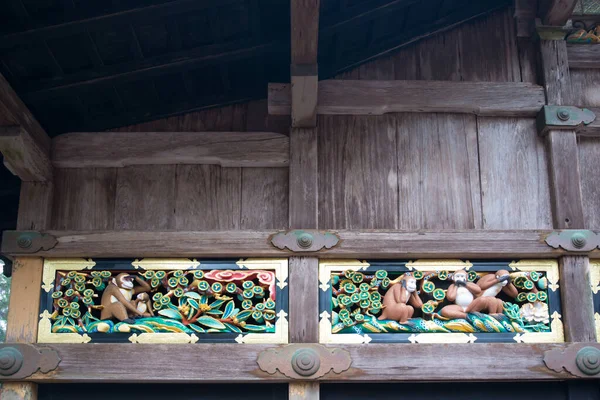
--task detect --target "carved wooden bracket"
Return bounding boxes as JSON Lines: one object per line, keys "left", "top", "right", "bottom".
{"left": 544, "top": 343, "right": 600, "bottom": 378}
{"left": 257, "top": 344, "right": 351, "bottom": 379}
{"left": 0, "top": 344, "right": 60, "bottom": 380}
{"left": 545, "top": 230, "right": 600, "bottom": 252}
{"left": 270, "top": 230, "right": 340, "bottom": 252}
{"left": 1, "top": 231, "right": 57, "bottom": 254}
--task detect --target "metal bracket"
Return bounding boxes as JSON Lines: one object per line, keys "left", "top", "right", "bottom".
{"left": 545, "top": 230, "right": 600, "bottom": 252}
{"left": 1, "top": 231, "right": 57, "bottom": 255}
{"left": 257, "top": 344, "right": 351, "bottom": 379}
{"left": 0, "top": 343, "right": 60, "bottom": 380}
{"left": 270, "top": 230, "right": 340, "bottom": 252}
{"left": 545, "top": 343, "right": 600, "bottom": 378}
{"left": 537, "top": 106, "right": 596, "bottom": 135}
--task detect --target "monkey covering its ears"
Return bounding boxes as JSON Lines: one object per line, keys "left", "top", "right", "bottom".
{"left": 100, "top": 273, "right": 151, "bottom": 324}
{"left": 378, "top": 274, "right": 423, "bottom": 323}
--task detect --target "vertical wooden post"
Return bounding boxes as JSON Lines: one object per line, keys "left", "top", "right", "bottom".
{"left": 1, "top": 183, "right": 53, "bottom": 400}
{"left": 539, "top": 27, "right": 598, "bottom": 399}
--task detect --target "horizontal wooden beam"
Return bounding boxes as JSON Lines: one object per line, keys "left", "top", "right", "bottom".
{"left": 0, "top": 126, "right": 52, "bottom": 181}
{"left": 538, "top": 0, "right": 579, "bottom": 26}
{"left": 269, "top": 80, "right": 546, "bottom": 117}
{"left": 22, "top": 343, "right": 580, "bottom": 382}
{"left": 567, "top": 44, "right": 600, "bottom": 69}
{"left": 2, "top": 230, "right": 588, "bottom": 258}
{"left": 578, "top": 107, "right": 600, "bottom": 136}
{"left": 51, "top": 131, "right": 289, "bottom": 168}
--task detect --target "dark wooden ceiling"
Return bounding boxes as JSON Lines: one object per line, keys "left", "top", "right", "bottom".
{"left": 0, "top": 0, "right": 511, "bottom": 136}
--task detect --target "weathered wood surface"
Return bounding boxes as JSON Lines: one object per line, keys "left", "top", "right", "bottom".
{"left": 291, "top": 74, "right": 318, "bottom": 128}
{"left": 478, "top": 118, "right": 553, "bottom": 229}
{"left": 547, "top": 130, "right": 585, "bottom": 229}
{"left": 570, "top": 69, "right": 600, "bottom": 108}
{"left": 538, "top": 0, "right": 579, "bottom": 26}
{"left": 269, "top": 81, "right": 545, "bottom": 116}
{"left": 397, "top": 113, "right": 482, "bottom": 229}
{"left": 51, "top": 131, "right": 290, "bottom": 168}
{"left": 540, "top": 40, "right": 573, "bottom": 105}
{"left": 1, "top": 258, "right": 44, "bottom": 400}
{"left": 318, "top": 115, "right": 398, "bottom": 229}
{"left": 175, "top": 165, "right": 241, "bottom": 230}
{"left": 578, "top": 137, "right": 600, "bottom": 228}
{"left": 290, "top": 128, "right": 317, "bottom": 229}
{"left": 289, "top": 258, "right": 319, "bottom": 343}
{"left": 0, "top": 126, "right": 52, "bottom": 182}
{"left": 17, "top": 182, "right": 53, "bottom": 231}
{"left": 4, "top": 229, "right": 587, "bottom": 258}
{"left": 568, "top": 44, "right": 600, "bottom": 69}
{"left": 241, "top": 168, "right": 289, "bottom": 229}
{"left": 51, "top": 168, "right": 116, "bottom": 230}
{"left": 0, "top": 73, "right": 50, "bottom": 153}
{"left": 290, "top": 383, "right": 320, "bottom": 400}
{"left": 577, "top": 107, "right": 600, "bottom": 136}
{"left": 24, "top": 343, "right": 582, "bottom": 382}
{"left": 291, "top": 0, "right": 319, "bottom": 65}
{"left": 559, "top": 256, "right": 596, "bottom": 342}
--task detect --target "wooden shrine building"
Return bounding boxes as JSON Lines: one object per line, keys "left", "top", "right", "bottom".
{"left": 0, "top": 0, "right": 600, "bottom": 399}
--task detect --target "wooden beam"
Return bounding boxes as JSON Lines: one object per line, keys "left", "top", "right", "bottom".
{"left": 21, "top": 342, "right": 583, "bottom": 382}
{"left": 289, "top": 128, "right": 318, "bottom": 227}
{"left": 51, "top": 131, "right": 290, "bottom": 168}
{"left": 2, "top": 229, "right": 590, "bottom": 258}
{"left": 291, "top": 73, "right": 318, "bottom": 128}
{"left": 567, "top": 44, "right": 600, "bottom": 69}
{"left": 578, "top": 107, "right": 600, "bottom": 136}
{"left": 538, "top": 0, "right": 579, "bottom": 26}
{"left": 269, "top": 80, "right": 546, "bottom": 117}
{"left": 0, "top": 126, "right": 52, "bottom": 181}
{"left": 560, "top": 256, "right": 596, "bottom": 341}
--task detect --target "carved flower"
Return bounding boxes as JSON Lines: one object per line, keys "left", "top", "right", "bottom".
{"left": 519, "top": 301, "right": 549, "bottom": 324}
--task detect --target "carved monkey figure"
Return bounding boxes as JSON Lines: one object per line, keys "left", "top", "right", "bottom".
{"left": 466, "top": 269, "right": 518, "bottom": 314}
{"left": 100, "top": 273, "right": 151, "bottom": 323}
{"left": 134, "top": 292, "right": 154, "bottom": 317}
{"left": 378, "top": 274, "right": 423, "bottom": 323}
{"left": 440, "top": 269, "right": 481, "bottom": 319}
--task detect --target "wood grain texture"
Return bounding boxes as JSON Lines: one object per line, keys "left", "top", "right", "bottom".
{"left": 578, "top": 137, "right": 600, "bottom": 228}
{"left": 114, "top": 165, "right": 176, "bottom": 230}
{"left": 559, "top": 256, "right": 596, "bottom": 342}
{"left": 52, "top": 168, "right": 117, "bottom": 230}
{"left": 417, "top": 30, "right": 461, "bottom": 81}
{"left": 289, "top": 128, "right": 317, "bottom": 229}
{"left": 478, "top": 118, "right": 553, "bottom": 229}
{"left": 570, "top": 69, "right": 600, "bottom": 107}
{"left": 288, "top": 257, "right": 319, "bottom": 343}
{"left": 174, "top": 165, "right": 241, "bottom": 230}
{"left": 578, "top": 107, "right": 600, "bottom": 137}
{"left": 10, "top": 230, "right": 583, "bottom": 258}
{"left": 547, "top": 130, "right": 585, "bottom": 229}
{"left": 241, "top": 168, "right": 288, "bottom": 229}
{"left": 318, "top": 115, "right": 398, "bottom": 229}
{"left": 0, "top": 73, "right": 50, "bottom": 153}
{"left": 51, "top": 131, "right": 290, "bottom": 168}
{"left": 17, "top": 182, "right": 53, "bottom": 230}
{"left": 291, "top": 0, "right": 319, "bottom": 65}
{"left": 397, "top": 113, "right": 482, "bottom": 229}
{"left": 0, "top": 126, "right": 52, "bottom": 182}
{"left": 539, "top": 0, "right": 579, "bottom": 26}
{"left": 290, "top": 383, "right": 320, "bottom": 400}
{"left": 459, "top": 9, "right": 521, "bottom": 82}
{"left": 291, "top": 74, "right": 318, "bottom": 128}
{"left": 568, "top": 44, "right": 600, "bottom": 69}
{"left": 518, "top": 37, "right": 539, "bottom": 83}
{"left": 540, "top": 40, "right": 574, "bottom": 105}
{"left": 25, "top": 343, "right": 580, "bottom": 382}
{"left": 269, "top": 80, "right": 545, "bottom": 117}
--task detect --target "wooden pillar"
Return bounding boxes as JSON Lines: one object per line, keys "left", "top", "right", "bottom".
{"left": 539, "top": 24, "right": 598, "bottom": 399}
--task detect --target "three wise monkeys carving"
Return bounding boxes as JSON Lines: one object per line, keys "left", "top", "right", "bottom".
{"left": 378, "top": 269, "right": 518, "bottom": 323}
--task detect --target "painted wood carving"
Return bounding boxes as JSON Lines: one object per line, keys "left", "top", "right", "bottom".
{"left": 38, "top": 258, "right": 289, "bottom": 344}
{"left": 589, "top": 260, "right": 600, "bottom": 341}
{"left": 319, "top": 260, "right": 563, "bottom": 344}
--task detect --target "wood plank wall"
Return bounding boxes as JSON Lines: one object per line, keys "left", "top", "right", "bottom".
{"left": 51, "top": 103, "right": 289, "bottom": 230}
{"left": 49, "top": 8, "right": 598, "bottom": 232}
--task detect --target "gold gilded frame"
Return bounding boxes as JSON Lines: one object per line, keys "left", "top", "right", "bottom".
{"left": 38, "top": 258, "right": 289, "bottom": 344}
{"left": 319, "top": 259, "right": 564, "bottom": 344}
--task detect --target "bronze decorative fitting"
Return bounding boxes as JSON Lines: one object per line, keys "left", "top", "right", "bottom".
{"left": 0, "top": 344, "right": 60, "bottom": 380}
{"left": 1, "top": 231, "right": 57, "bottom": 255}
{"left": 544, "top": 343, "right": 600, "bottom": 378}
{"left": 545, "top": 230, "right": 600, "bottom": 252}
{"left": 271, "top": 230, "right": 340, "bottom": 252}
{"left": 257, "top": 344, "right": 351, "bottom": 379}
